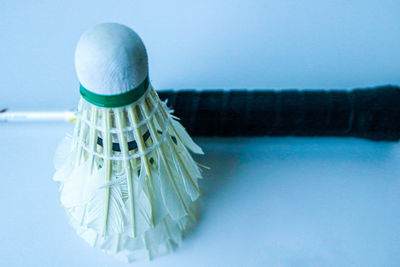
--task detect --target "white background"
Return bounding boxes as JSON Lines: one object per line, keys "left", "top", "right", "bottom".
{"left": 1, "top": 1, "right": 400, "bottom": 266}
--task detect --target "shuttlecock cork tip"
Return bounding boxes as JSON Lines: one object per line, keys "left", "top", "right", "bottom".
{"left": 75, "top": 23, "right": 149, "bottom": 96}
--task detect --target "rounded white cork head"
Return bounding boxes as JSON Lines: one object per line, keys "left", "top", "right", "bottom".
{"left": 75, "top": 23, "right": 148, "bottom": 95}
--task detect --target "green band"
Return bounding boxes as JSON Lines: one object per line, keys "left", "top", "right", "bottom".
{"left": 80, "top": 76, "right": 150, "bottom": 108}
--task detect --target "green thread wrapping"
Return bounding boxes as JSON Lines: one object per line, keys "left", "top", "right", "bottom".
{"left": 80, "top": 76, "right": 150, "bottom": 108}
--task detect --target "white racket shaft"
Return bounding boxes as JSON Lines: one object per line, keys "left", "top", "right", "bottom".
{"left": 0, "top": 109, "right": 75, "bottom": 123}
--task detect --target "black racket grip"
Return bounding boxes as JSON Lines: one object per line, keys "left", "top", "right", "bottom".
{"left": 157, "top": 85, "right": 400, "bottom": 141}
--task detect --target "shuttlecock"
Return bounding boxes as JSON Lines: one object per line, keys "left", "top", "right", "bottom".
{"left": 53, "top": 23, "right": 204, "bottom": 262}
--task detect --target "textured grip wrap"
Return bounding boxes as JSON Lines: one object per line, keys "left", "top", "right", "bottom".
{"left": 157, "top": 85, "right": 400, "bottom": 141}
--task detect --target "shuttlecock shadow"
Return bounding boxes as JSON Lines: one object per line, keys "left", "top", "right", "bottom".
{"left": 180, "top": 136, "right": 400, "bottom": 266}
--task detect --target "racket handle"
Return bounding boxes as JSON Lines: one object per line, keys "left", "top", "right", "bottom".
{"left": 158, "top": 85, "right": 400, "bottom": 141}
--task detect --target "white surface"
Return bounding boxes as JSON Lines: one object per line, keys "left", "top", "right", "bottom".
{"left": 1, "top": 124, "right": 400, "bottom": 266}
{"left": 75, "top": 23, "right": 148, "bottom": 95}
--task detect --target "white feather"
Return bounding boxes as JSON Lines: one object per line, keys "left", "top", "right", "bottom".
{"left": 85, "top": 167, "right": 126, "bottom": 236}
{"left": 171, "top": 151, "right": 200, "bottom": 201}
{"left": 53, "top": 135, "right": 75, "bottom": 182}
{"left": 60, "top": 160, "right": 93, "bottom": 207}
{"left": 53, "top": 135, "right": 72, "bottom": 170}
{"left": 53, "top": 160, "right": 74, "bottom": 182}
{"left": 54, "top": 86, "right": 204, "bottom": 262}
{"left": 171, "top": 119, "right": 204, "bottom": 154}
{"left": 157, "top": 152, "right": 188, "bottom": 220}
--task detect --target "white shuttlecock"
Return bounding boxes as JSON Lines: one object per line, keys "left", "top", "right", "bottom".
{"left": 53, "top": 23, "right": 204, "bottom": 262}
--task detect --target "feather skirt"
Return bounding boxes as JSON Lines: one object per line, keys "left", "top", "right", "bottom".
{"left": 53, "top": 87, "right": 204, "bottom": 262}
